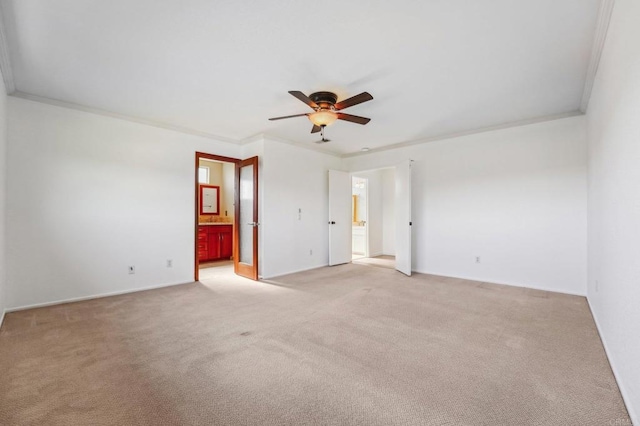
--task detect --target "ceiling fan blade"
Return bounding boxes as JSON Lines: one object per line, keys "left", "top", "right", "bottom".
{"left": 337, "top": 113, "right": 371, "bottom": 125}
{"left": 311, "top": 125, "right": 322, "bottom": 133}
{"left": 334, "top": 92, "right": 373, "bottom": 110}
{"left": 268, "top": 113, "right": 309, "bottom": 121}
{"left": 289, "top": 91, "right": 319, "bottom": 109}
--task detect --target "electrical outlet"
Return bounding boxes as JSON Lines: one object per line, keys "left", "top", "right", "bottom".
{"left": 167, "top": 260, "right": 173, "bottom": 268}
{"left": 128, "top": 266, "right": 135, "bottom": 274}
{"left": 475, "top": 256, "right": 481, "bottom": 263}
{"left": 595, "top": 280, "right": 599, "bottom": 292}
{"left": 310, "top": 249, "right": 313, "bottom": 256}
{"left": 298, "top": 208, "right": 302, "bottom": 220}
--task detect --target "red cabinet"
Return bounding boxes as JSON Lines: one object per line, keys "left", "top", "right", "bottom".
{"left": 198, "top": 225, "right": 233, "bottom": 261}
{"left": 220, "top": 231, "right": 233, "bottom": 258}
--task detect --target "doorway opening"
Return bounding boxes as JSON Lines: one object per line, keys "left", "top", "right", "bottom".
{"left": 197, "top": 155, "right": 237, "bottom": 279}
{"left": 329, "top": 161, "right": 411, "bottom": 274}
{"left": 351, "top": 176, "right": 368, "bottom": 260}
{"left": 350, "top": 168, "right": 396, "bottom": 270}
{"left": 194, "top": 153, "right": 259, "bottom": 282}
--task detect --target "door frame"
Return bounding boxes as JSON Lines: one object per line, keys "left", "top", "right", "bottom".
{"left": 194, "top": 152, "right": 240, "bottom": 282}
{"left": 344, "top": 164, "right": 411, "bottom": 273}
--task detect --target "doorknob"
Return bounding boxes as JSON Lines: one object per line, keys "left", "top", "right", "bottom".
{"left": 328, "top": 221, "right": 336, "bottom": 225}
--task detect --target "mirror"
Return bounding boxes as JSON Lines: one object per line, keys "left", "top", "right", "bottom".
{"left": 200, "top": 185, "right": 220, "bottom": 215}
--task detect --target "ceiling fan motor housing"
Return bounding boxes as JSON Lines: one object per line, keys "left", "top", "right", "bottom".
{"left": 309, "top": 91, "right": 338, "bottom": 109}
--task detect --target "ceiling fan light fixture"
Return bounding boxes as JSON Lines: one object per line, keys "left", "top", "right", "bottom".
{"left": 308, "top": 110, "right": 338, "bottom": 127}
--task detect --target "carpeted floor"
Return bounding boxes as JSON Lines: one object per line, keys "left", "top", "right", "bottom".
{"left": 0, "top": 263, "right": 630, "bottom": 425}
{"left": 352, "top": 255, "right": 396, "bottom": 269}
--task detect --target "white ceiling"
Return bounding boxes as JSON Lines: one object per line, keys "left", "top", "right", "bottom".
{"left": 1, "top": 0, "right": 601, "bottom": 155}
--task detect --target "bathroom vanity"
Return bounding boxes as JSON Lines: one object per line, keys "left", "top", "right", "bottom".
{"left": 198, "top": 223, "right": 233, "bottom": 261}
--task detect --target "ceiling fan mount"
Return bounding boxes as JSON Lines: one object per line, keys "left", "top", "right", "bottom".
{"left": 269, "top": 90, "right": 373, "bottom": 139}
{"left": 308, "top": 91, "right": 338, "bottom": 109}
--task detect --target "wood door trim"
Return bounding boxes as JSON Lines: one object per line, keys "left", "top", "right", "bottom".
{"left": 194, "top": 152, "right": 240, "bottom": 282}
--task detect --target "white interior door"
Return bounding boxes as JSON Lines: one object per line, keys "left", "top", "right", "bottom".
{"left": 395, "top": 160, "right": 412, "bottom": 276}
{"left": 328, "top": 170, "right": 352, "bottom": 266}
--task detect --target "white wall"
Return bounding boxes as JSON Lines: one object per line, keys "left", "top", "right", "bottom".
{"left": 585, "top": 0, "right": 640, "bottom": 421}
{"left": 345, "top": 116, "right": 588, "bottom": 295}
{"left": 381, "top": 168, "right": 395, "bottom": 256}
{"left": 6, "top": 97, "right": 242, "bottom": 309}
{"left": 260, "top": 138, "right": 341, "bottom": 278}
{"left": 0, "top": 68, "right": 7, "bottom": 325}
{"left": 4, "top": 100, "right": 339, "bottom": 304}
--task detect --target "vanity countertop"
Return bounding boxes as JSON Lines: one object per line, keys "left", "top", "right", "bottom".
{"left": 199, "top": 222, "right": 233, "bottom": 226}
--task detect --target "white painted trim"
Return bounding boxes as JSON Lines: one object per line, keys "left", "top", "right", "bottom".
{"left": 368, "top": 252, "right": 384, "bottom": 258}
{"left": 8, "top": 94, "right": 583, "bottom": 160}
{"left": 580, "top": 0, "right": 616, "bottom": 113}
{"left": 0, "top": 1, "right": 15, "bottom": 94}
{"left": 413, "top": 269, "right": 587, "bottom": 297}
{"left": 257, "top": 111, "right": 583, "bottom": 159}
{"left": 259, "top": 134, "right": 342, "bottom": 158}
{"left": 342, "top": 111, "right": 583, "bottom": 158}
{"left": 587, "top": 298, "right": 637, "bottom": 425}
{"left": 0, "top": 309, "right": 5, "bottom": 330}
{"left": 10, "top": 91, "right": 240, "bottom": 144}
{"left": 238, "top": 133, "right": 266, "bottom": 146}
{"left": 5, "top": 280, "right": 192, "bottom": 313}
{"left": 261, "top": 264, "right": 329, "bottom": 280}
{"left": 7, "top": 92, "right": 345, "bottom": 159}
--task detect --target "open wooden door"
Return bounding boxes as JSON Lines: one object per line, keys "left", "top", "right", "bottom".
{"left": 234, "top": 156, "right": 259, "bottom": 280}
{"left": 395, "top": 160, "right": 412, "bottom": 276}
{"left": 328, "top": 170, "right": 352, "bottom": 266}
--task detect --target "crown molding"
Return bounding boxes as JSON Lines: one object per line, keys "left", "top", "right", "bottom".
{"left": 0, "top": 1, "right": 16, "bottom": 94}
{"left": 11, "top": 91, "right": 240, "bottom": 144}
{"left": 238, "top": 133, "right": 265, "bottom": 146}
{"left": 580, "top": 0, "right": 616, "bottom": 113}
{"left": 13, "top": 90, "right": 343, "bottom": 159}
{"left": 254, "top": 133, "right": 342, "bottom": 158}
{"left": 341, "top": 110, "right": 584, "bottom": 158}
{"left": 11, "top": 90, "right": 584, "bottom": 160}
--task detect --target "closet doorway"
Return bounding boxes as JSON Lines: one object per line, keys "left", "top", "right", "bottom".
{"left": 350, "top": 168, "right": 397, "bottom": 270}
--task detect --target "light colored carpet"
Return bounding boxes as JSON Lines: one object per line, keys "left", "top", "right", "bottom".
{"left": 0, "top": 264, "right": 630, "bottom": 425}
{"left": 352, "top": 255, "right": 396, "bottom": 269}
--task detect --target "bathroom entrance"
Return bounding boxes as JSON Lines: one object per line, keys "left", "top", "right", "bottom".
{"left": 195, "top": 152, "right": 259, "bottom": 281}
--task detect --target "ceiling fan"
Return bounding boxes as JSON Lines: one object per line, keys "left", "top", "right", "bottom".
{"left": 269, "top": 91, "right": 373, "bottom": 142}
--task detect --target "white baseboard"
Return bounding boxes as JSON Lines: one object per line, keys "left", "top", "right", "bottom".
{"left": 587, "top": 298, "right": 638, "bottom": 425}
{"left": 262, "top": 264, "right": 329, "bottom": 280}
{"left": 0, "top": 309, "right": 5, "bottom": 330}
{"left": 413, "top": 269, "right": 587, "bottom": 297}
{"left": 368, "top": 251, "right": 384, "bottom": 258}
{"left": 6, "top": 280, "right": 192, "bottom": 313}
